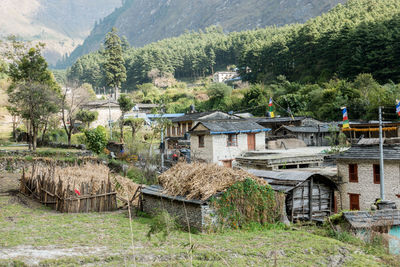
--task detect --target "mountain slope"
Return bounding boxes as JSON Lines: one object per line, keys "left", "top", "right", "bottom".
{"left": 59, "top": 0, "right": 346, "bottom": 68}
{"left": 0, "top": 0, "right": 122, "bottom": 65}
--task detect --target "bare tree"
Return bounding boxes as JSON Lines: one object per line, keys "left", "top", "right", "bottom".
{"left": 61, "top": 83, "right": 96, "bottom": 145}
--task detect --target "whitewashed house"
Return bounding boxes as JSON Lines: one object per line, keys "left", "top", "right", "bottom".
{"left": 189, "top": 120, "right": 270, "bottom": 167}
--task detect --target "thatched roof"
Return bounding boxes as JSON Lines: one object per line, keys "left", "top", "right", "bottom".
{"left": 157, "top": 163, "right": 267, "bottom": 201}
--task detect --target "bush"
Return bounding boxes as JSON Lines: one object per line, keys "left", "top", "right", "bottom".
{"left": 147, "top": 209, "right": 179, "bottom": 241}
{"left": 211, "top": 178, "right": 280, "bottom": 230}
{"left": 71, "top": 132, "right": 86, "bottom": 145}
{"left": 84, "top": 126, "right": 108, "bottom": 154}
{"left": 126, "top": 167, "right": 146, "bottom": 184}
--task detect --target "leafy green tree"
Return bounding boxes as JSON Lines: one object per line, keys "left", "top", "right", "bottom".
{"left": 76, "top": 110, "right": 98, "bottom": 128}
{"left": 103, "top": 27, "right": 127, "bottom": 99}
{"left": 84, "top": 126, "right": 108, "bottom": 154}
{"left": 124, "top": 118, "right": 145, "bottom": 141}
{"left": 117, "top": 94, "right": 134, "bottom": 142}
{"left": 7, "top": 44, "right": 60, "bottom": 150}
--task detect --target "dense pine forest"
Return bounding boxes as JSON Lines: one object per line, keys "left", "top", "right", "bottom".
{"left": 52, "top": 0, "right": 400, "bottom": 121}
{"left": 67, "top": 0, "right": 400, "bottom": 87}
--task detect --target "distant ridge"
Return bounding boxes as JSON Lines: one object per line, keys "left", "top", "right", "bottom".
{"left": 58, "top": 0, "right": 347, "bottom": 68}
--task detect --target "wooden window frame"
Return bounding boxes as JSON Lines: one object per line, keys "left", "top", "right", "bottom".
{"left": 227, "top": 134, "right": 238, "bottom": 147}
{"left": 373, "top": 164, "right": 380, "bottom": 184}
{"left": 198, "top": 135, "right": 205, "bottom": 148}
{"left": 348, "top": 164, "right": 358, "bottom": 183}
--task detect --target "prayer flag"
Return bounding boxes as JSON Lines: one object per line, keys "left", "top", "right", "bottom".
{"left": 342, "top": 107, "right": 350, "bottom": 129}
{"left": 396, "top": 100, "right": 400, "bottom": 116}
{"left": 269, "top": 97, "right": 275, "bottom": 118}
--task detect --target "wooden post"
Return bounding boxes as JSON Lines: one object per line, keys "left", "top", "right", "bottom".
{"left": 309, "top": 177, "right": 313, "bottom": 221}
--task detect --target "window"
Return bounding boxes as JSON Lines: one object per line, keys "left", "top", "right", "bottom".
{"left": 227, "top": 134, "right": 238, "bottom": 147}
{"left": 198, "top": 135, "right": 205, "bottom": 148}
{"left": 373, "top": 164, "right": 380, "bottom": 184}
{"left": 349, "top": 164, "right": 358, "bottom": 183}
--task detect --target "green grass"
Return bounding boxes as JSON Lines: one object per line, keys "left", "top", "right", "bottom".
{"left": 0, "top": 195, "right": 396, "bottom": 266}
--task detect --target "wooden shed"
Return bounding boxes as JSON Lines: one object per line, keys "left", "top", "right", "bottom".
{"left": 248, "top": 170, "right": 337, "bottom": 222}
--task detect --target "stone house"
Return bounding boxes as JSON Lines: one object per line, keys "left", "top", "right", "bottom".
{"left": 336, "top": 144, "right": 400, "bottom": 211}
{"left": 189, "top": 120, "right": 269, "bottom": 167}
{"left": 141, "top": 185, "right": 216, "bottom": 232}
{"left": 83, "top": 101, "right": 159, "bottom": 128}
{"left": 274, "top": 125, "right": 333, "bottom": 146}
{"left": 82, "top": 100, "right": 121, "bottom": 128}
{"left": 165, "top": 111, "right": 240, "bottom": 150}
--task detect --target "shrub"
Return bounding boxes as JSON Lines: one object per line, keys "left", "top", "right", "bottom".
{"left": 210, "top": 178, "right": 280, "bottom": 230}
{"left": 84, "top": 126, "right": 108, "bottom": 154}
{"left": 147, "top": 209, "right": 178, "bottom": 241}
{"left": 126, "top": 167, "right": 146, "bottom": 184}
{"left": 71, "top": 132, "right": 86, "bottom": 145}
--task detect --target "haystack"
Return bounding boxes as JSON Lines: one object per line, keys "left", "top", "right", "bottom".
{"left": 158, "top": 162, "right": 268, "bottom": 200}
{"left": 26, "top": 163, "right": 140, "bottom": 204}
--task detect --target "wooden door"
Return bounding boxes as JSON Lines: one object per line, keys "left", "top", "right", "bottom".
{"left": 247, "top": 133, "right": 256, "bottom": 151}
{"left": 349, "top": 194, "right": 360, "bottom": 210}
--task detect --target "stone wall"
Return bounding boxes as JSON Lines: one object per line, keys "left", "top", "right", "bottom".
{"left": 191, "top": 134, "right": 214, "bottom": 162}
{"left": 337, "top": 159, "right": 400, "bottom": 210}
{"left": 90, "top": 107, "right": 121, "bottom": 128}
{"left": 141, "top": 194, "right": 215, "bottom": 231}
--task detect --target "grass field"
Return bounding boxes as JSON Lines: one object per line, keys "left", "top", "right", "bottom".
{"left": 0, "top": 172, "right": 398, "bottom": 266}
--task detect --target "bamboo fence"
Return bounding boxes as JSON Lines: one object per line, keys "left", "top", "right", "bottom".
{"left": 20, "top": 165, "right": 117, "bottom": 213}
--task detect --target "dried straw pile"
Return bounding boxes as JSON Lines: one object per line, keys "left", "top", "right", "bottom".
{"left": 158, "top": 162, "right": 268, "bottom": 200}
{"left": 114, "top": 175, "right": 141, "bottom": 205}
{"left": 27, "top": 163, "right": 140, "bottom": 201}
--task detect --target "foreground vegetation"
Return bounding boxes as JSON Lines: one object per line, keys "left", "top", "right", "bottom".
{"left": 0, "top": 193, "right": 397, "bottom": 266}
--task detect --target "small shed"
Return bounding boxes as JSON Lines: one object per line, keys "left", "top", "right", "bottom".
{"left": 248, "top": 169, "right": 337, "bottom": 222}
{"left": 141, "top": 185, "right": 216, "bottom": 232}
{"left": 343, "top": 210, "right": 400, "bottom": 254}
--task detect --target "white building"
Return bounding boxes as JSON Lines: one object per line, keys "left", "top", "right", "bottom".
{"left": 189, "top": 120, "right": 269, "bottom": 167}
{"left": 213, "top": 71, "right": 238, "bottom": 83}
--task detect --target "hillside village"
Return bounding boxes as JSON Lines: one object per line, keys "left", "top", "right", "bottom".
{"left": 2, "top": 0, "right": 400, "bottom": 266}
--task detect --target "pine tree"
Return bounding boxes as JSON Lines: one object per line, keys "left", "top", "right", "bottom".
{"left": 103, "top": 27, "right": 127, "bottom": 100}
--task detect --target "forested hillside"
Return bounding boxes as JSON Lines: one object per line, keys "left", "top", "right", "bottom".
{"left": 67, "top": 0, "right": 400, "bottom": 89}
{"left": 58, "top": 0, "right": 346, "bottom": 68}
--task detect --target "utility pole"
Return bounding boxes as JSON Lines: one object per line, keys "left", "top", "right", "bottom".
{"left": 108, "top": 93, "right": 112, "bottom": 140}
{"left": 160, "top": 107, "right": 165, "bottom": 170}
{"left": 379, "top": 106, "right": 385, "bottom": 200}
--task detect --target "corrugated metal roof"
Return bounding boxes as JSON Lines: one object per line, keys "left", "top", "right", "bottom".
{"left": 343, "top": 210, "right": 400, "bottom": 229}
{"left": 141, "top": 185, "right": 206, "bottom": 204}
